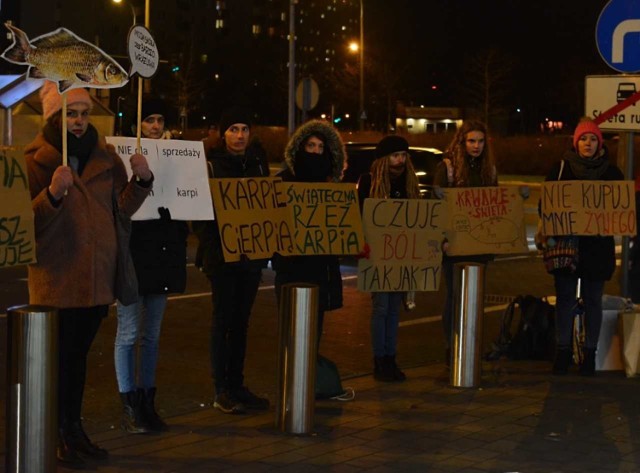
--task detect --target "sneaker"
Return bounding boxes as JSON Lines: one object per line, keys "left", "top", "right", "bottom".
{"left": 213, "top": 391, "right": 245, "bottom": 414}
{"left": 231, "top": 386, "right": 270, "bottom": 410}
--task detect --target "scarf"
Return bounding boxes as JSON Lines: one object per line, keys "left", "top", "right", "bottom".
{"left": 43, "top": 122, "right": 98, "bottom": 176}
{"left": 294, "top": 150, "right": 332, "bottom": 182}
{"left": 566, "top": 151, "right": 609, "bottom": 180}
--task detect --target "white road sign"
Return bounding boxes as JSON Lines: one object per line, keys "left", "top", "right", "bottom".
{"left": 585, "top": 74, "right": 640, "bottom": 131}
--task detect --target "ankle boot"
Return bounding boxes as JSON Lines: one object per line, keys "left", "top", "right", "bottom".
{"left": 140, "top": 387, "right": 168, "bottom": 432}
{"left": 63, "top": 420, "right": 109, "bottom": 461}
{"left": 552, "top": 348, "right": 571, "bottom": 375}
{"left": 579, "top": 347, "right": 596, "bottom": 376}
{"left": 120, "top": 390, "right": 150, "bottom": 434}
{"left": 57, "top": 430, "right": 86, "bottom": 469}
{"left": 373, "top": 356, "right": 395, "bottom": 382}
{"left": 385, "top": 355, "right": 406, "bottom": 382}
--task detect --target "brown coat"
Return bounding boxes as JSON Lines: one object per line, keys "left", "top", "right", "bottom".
{"left": 25, "top": 133, "right": 151, "bottom": 308}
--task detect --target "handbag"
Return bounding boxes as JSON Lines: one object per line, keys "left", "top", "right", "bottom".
{"left": 541, "top": 159, "right": 579, "bottom": 274}
{"left": 543, "top": 236, "right": 579, "bottom": 274}
{"left": 112, "top": 192, "right": 139, "bottom": 305}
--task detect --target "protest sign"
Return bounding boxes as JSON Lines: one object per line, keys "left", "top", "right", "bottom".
{"left": 540, "top": 180, "right": 636, "bottom": 236}
{"left": 209, "top": 177, "right": 295, "bottom": 262}
{"left": 443, "top": 186, "right": 528, "bottom": 256}
{"left": 357, "top": 198, "right": 446, "bottom": 292}
{"left": 283, "top": 182, "right": 364, "bottom": 256}
{"left": 0, "top": 148, "right": 36, "bottom": 267}
{"left": 106, "top": 137, "right": 214, "bottom": 221}
{"left": 127, "top": 26, "right": 159, "bottom": 79}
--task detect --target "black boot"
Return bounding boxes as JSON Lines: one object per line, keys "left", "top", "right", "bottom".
{"left": 120, "top": 390, "right": 150, "bottom": 434}
{"left": 579, "top": 347, "right": 596, "bottom": 376}
{"left": 385, "top": 355, "right": 406, "bottom": 382}
{"left": 373, "top": 356, "right": 395, "bottom": 382}
{"left": 57, "top": 429, "right": 86, "bottom": 469}
{"left": 63, "top": 420, "right": 109, "bottom": 461}
{"left": 552, "top": 347, "right": 571, "bottom": 375}
{"left": 140, "top": 387, "right": 168, "bottom": 432}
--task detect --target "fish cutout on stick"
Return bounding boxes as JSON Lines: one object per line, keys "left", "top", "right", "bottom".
{"left": 2, "top": 23, "right": 129, "bottom": 92}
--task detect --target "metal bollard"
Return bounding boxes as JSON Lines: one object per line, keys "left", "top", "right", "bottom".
{"left": 275, "top": 284, "right": 318, "bottom": 434}
{"left": 451, "top": 263, "right": 485, "bottom": 388}
{"left": 5, "top": 305, "right": 58, "bottom": 473}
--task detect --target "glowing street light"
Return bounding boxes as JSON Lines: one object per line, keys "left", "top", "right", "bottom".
{"left": 348, "top": 41, "right": 359, "bottom": 53}
{"left": 111, "top": 0, "right": 137, "bottom": 26}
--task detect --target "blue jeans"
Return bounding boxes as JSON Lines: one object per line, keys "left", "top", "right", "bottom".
{"left": 371, "top": 292, "right": 404, "bottom": 358}
{"left": 554, "top": 273, "right": 604, "bottom": 349}
{"left": 115, "top": 294, "right": 168, "bottom": 392}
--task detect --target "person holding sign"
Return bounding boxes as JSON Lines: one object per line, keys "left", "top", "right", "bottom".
{"left": 538, "top": 118, "right": 623, "bottom": 376}
{"left": 115, "top": 96, "right": 189, "bottom": 434}
{"left": 272, "top": 119, "right": 347, "bottom": 343}
{"left": 193, "top": 107, "right": 270, "bottom": 415}
{"left": 25, "top": 81, "right": 153, "bottom": 467}
{"left": 433, "top": 119, "right": 498, "bottom": 366}
{"left": 357, "top": 135, "right": 420, "bottom": 382}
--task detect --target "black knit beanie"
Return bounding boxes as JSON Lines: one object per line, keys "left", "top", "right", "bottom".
{"left": 141, "top": 95, "right": 167, "bottom": 120}
{"left": 375, "top": 135, "right": 409, "bottom": 159}
{"left": 219, "top": 107, "right": 252, "bottom": 134}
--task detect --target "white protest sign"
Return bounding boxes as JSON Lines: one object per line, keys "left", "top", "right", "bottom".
{"left": 127, "top": 25, "right": 159, "bottom": 78}
{"left": 106, "top": 137, "right": 214, "bottom": 221}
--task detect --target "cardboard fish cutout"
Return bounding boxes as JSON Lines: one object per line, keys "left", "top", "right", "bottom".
{"left": 2, "top": 23, "right": 128, "bottom": 92}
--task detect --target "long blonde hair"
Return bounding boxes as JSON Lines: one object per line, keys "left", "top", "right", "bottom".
{"left": 446, "top": 119, "right": 497, "bottom": 186}
{"left": 369, "top": 155, "right": 420, "bottom": 199}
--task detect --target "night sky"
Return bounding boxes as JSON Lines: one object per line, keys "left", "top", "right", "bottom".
{"left": 365, "top": 0, "right": 612, "bottom": 126}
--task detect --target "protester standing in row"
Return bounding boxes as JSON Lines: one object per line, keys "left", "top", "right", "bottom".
{"left": 357, "top": 135, "right": 420, "bottom": 382}
{"left": 26, "top": 81, "right": 153, "bottom": 468}
{"left": 193, "top": 107, "right": 271, "bottom": 414}
{"left": 272, "top": 119, "right": 346, "bottom": 346}
{"left": 115, "top": 96, "right": 189, "bottom": 433}
{"left": 433, "top": 119, "right": 498, "bottom": 365}
{"left": 540, "top": 118, "right": 623, "bottom": 376}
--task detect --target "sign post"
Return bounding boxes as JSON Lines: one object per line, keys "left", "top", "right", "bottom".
{"left": 593, "top": 0, "right": 640, "bottom": 296}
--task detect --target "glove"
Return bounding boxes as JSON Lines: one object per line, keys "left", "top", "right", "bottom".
{"left": 433, "top": 186, "right": 445, "bottom": 200}
{"left": 519, "top": 185, "right": 530, "bottom": 200}
{"left": 158, "top": 207, "right": 172, "bottom": 221}
{"left": 356, "top": 242, "right": 371, "bottom": 260}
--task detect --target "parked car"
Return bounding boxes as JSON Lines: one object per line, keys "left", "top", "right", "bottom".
{"left": 342, "top": 142, "right": 444, "bottom": 198}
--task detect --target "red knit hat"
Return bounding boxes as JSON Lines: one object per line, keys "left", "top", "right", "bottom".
{"left": 573, "top": 119, "right": 603, "bottom": 152}
{"left": 40, "top": 81, "right": 93, "bottom": 120}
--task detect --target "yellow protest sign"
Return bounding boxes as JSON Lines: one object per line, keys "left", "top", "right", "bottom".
{"left": 540, "top": 180, "right": 636, "bottom": 236}
{"left": 0, "top": 148, "right": 36, "bottom": 267}
{"left": 283, "top": 182, "right": 364, "bottom": 255}
{"left": 357, "top": 198, "right": 446, "bottom": 292}
{"left": 209, "top": 177, "right": 295, "bottom": 262}
{"left": 444, "top": 186, "right": 527, "bottom": 256}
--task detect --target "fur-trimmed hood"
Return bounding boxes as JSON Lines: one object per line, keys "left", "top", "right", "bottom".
{"left": 284, "top": 119, "right": 346, "bottom": 182}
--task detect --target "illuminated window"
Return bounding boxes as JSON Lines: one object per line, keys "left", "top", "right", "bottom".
{"left": 215, "top": 18, "right": 224, "bottom": 29}
{"left": 252, "top": 24, "right": 262, "bottom": 34}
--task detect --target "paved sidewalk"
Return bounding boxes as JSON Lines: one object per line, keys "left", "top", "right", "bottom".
{"left": 11, "top": 360, "right": 640, "bottom": 473}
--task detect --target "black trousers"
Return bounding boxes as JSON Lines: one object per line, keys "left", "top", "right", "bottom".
{"left": 58, "top": 305, "right": 108, "bottom": 426}
{"left": 209, "top": 265, "right": 262, "bottom": 394}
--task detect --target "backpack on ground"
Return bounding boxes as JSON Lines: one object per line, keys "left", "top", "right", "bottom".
{"left": 485, "top": 295, "right": 555, "bottom": 361}
{"left": 315, "top": 354, "right": 355, "bottom": 401}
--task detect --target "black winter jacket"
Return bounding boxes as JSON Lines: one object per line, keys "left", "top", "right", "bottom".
{"left": 193, "top": 142, "right": 270, "bottom": 277}
{"left": 544, "top": 150, "right": 624, "bottom": 281}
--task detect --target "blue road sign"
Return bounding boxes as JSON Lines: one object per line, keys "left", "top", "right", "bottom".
{"left": 597, "top": 0, "right": 640, "bottom": 73}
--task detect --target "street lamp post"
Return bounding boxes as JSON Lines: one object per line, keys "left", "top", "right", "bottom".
{"left": 112, "top": 0, "right": 137, "bottom": 26}
{"left": 358, "top": 0, "right": 365, "bottom": 131}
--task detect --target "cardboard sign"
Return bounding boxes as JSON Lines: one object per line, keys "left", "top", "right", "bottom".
{"left": 540, "top": 180, "right": 636, "bottom": 236}
{"left": 444, "top": 186, "right": 528, "bottom": 256}
{"left": 283, "top": 182, "right": 364, "bottom": 256}
{"left": 210, "top": 177, "right": 295, "bottom": 262}
{"left": 127, "top": 26, "right": 159, "bottom": 79}
{"left": 106, "top": 137, "right": 214, "bottom": 221}
{"left": 0, "top": 148, "right": 36, "bottom": 267}
{"left": 357, "top": 198, "right": 446, "bottom": 292}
